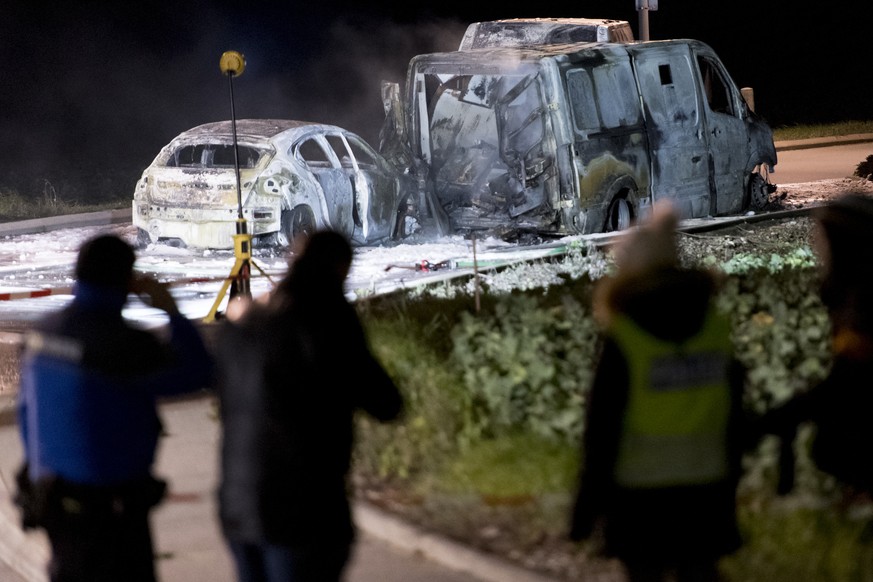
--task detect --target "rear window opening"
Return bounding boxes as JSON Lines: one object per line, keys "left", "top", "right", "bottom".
{"left": 165, "top": 144, "right": 266, "bottom": 169}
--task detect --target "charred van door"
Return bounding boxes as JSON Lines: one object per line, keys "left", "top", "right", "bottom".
{"left": 293, "top": 135, "right": 355, "bottom": 238}
{"left": 495, "top": 73, "right": 551, "bottom": 217}
{"left": 325, "top": 133, "right": 396, "bottom": 242}
{"left": 631, "top": 44, "right": 713, "bottom": 217}
{"left": 693, "top": 47, "right": 749, "bottom": 215}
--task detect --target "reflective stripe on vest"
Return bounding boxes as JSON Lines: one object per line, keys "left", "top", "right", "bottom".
{"left": 610, "top": 309, "right": 732, "bottom": 489}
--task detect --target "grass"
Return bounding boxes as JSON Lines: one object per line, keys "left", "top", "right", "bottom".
{"left": 432, "top": 434, "right": 579, "bottom": 498}
{"left": 772, "top": 119, "right": 873, "bottom": 142}
{"left": 0, "top": 187, "right": 124, "bottom": 223}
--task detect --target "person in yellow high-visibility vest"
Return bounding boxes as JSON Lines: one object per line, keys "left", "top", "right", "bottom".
{"left": 570, "top": 202, "right": 751, "bottom": 582}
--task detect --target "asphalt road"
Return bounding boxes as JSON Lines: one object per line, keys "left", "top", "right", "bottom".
{"left": 772, "top": 142, "right": 872, "bottom": 183}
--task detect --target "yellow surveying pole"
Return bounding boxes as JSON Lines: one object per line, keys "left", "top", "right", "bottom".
{"left": 203, "top": 50, "right": 272, "bottom": 323}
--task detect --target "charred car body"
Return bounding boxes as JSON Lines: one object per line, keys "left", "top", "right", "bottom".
{"left": 380, "top": 38, "right": 777, "bottom": 238}
{"left": 133, "top": 119, "right": 413, "bottom": 249}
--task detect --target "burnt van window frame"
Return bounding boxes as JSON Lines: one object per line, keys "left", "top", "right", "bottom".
{"left": 567, "top": 62, "right": 641, "bottom": 133}
{"left": 696, "top": 56, "right": 736, "bottom": 117}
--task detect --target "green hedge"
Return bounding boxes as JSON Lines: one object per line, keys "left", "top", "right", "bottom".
{"left": 353, "top": 241, "right": 873, "bottom": 580}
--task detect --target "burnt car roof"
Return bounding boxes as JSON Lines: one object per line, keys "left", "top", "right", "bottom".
{"left": 172, "top": 119, "right": 342, "bottom": 142}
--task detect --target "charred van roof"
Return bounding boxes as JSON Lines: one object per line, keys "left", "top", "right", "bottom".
{"left": 458, "top": 17, "right": 635, "bottom": 50}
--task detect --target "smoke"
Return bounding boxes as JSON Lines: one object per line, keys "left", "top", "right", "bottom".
{"left": 0, "top": 6, "right": 469, "bottom": 199}
{"left": 253, "top": 16, "right": 469, "bottom": 144}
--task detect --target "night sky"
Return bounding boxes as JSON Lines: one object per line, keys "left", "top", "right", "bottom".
{"left": 1, "top": 0, "right": 869, "bottom": 200}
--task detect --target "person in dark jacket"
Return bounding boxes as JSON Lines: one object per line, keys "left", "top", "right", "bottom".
{"left": 216, "top": 229, "right": 404, "bottom": 582}
{"left": 569, "top": 202, "right": 749, "bottom": 582}
{"left": 757, "top": 193, "right": 873, "bottom": 498}
{"left": 16, "top": 233, "right": 215, "bottom": 582}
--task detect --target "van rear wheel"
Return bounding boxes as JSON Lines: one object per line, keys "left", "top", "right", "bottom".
{"left": 605, "top": 197, "right": 633, "bottom": 232}
{"left": 747, "top": 172, "right": 774, "bottom": 210}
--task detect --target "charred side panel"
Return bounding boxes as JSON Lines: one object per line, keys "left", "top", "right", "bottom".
{"left": 557, "top": 50, "right": 649, "bottom": 233}
{"left": 630, "top": 44, "right": 712, "bottom": 219}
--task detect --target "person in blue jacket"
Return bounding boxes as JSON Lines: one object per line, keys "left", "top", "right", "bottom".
{"left": 16, "top": 233, "right": 214, "bottom": 582}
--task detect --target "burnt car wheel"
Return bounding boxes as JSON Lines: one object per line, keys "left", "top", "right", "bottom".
{"left": 747, "top": 171, "right": 774, "bottom": 210}
{"left": 278, "top": 206, "right": 316, "bottom": 248}
{"left": 605, "top": 197, "right": 633, "bottom": 232}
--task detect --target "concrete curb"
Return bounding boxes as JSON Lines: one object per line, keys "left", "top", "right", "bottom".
{"left": 353, "top": 502, "right": 565, "bottom": 582}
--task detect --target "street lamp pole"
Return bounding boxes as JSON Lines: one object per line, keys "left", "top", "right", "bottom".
{"left": 636, "top": 0, "right": 657, "bottom": 41}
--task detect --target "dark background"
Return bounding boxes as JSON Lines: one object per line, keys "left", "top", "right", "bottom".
{"left": 1, "top": 0, "right": 868, "bottom": 202}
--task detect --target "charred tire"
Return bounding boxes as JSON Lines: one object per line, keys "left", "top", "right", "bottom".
{"left": 605, "top": 196, "right": 633, "bottom": 232}
{"left": 277, "top": 206, "right": 316, "bottom": 249}
{"left": 747, "top": 172, "right": 771, "bottom": 211}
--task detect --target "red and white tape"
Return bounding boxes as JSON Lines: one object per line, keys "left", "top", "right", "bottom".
{"left": 0, "top": 287, "right": 73, "bottom": 301}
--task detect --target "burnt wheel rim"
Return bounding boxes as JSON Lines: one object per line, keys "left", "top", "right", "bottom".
{"left": 607, "top": 198, "right": 632, "bottom": 231}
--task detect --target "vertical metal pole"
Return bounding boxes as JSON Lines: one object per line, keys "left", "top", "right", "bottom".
{"left": 227, "top": 73, "right": 244, "bottom": 225}
{"left": 226, "top": 69, "right": 250, "bottom": 300}
{"left": 639, "top": 0, "right": 650, "bottom": 42}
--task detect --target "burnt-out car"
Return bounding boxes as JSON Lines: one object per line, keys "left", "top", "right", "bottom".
{"left": 132, "top": 119, "right": 414, "bottom": 249}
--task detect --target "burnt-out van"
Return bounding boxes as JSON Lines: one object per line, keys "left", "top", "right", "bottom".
{"left": 379, "top": 38, "right": 777, "bottom": 237}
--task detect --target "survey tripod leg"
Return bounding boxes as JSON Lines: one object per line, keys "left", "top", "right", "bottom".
{"left": 203, "top": 228, "right": 272, "bottom": 323}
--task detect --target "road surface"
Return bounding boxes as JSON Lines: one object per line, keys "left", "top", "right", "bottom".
{"left": 772, "top": 142, "right": 871, "bottom": 183}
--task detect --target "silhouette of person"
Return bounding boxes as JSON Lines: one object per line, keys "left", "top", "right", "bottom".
{"left": 757, "top": 193, "right": 873, "bottom": 498}
{"left": 215, "top": 229, "right": 404, "bottom": 582}
{"left": 16, "top": 233, "right": 215, "bottom": 582}
{"left": 569, "top": 202, "right": 749, "bottom": 582}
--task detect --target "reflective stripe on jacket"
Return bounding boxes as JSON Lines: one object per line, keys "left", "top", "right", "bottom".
{"left": 610, "top": 309, "right": 732, "bottom": 489}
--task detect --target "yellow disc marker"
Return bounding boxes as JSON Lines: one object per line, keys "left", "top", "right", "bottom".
{"left": 219, "top": 51, "right": 246, "bottom": 77}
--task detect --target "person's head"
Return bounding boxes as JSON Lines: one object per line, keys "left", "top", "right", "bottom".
{"left": 593, "top": 200, "right": 720, "bottom": 334}
{"left": 813, "top": 193, "right": 873, "bottom": 333}
{"left": 75, "top": 234, "right": 136, "bottom": 291}
{"left": 275, "top": 230, "right": 353, "bottom": 302}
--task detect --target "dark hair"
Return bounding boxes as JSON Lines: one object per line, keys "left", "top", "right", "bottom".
{"left": 274, "top": 230, "right": 353, "bottom": 302}
{"left": 75, "top": 234, "right": 136, "bottom": 289}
